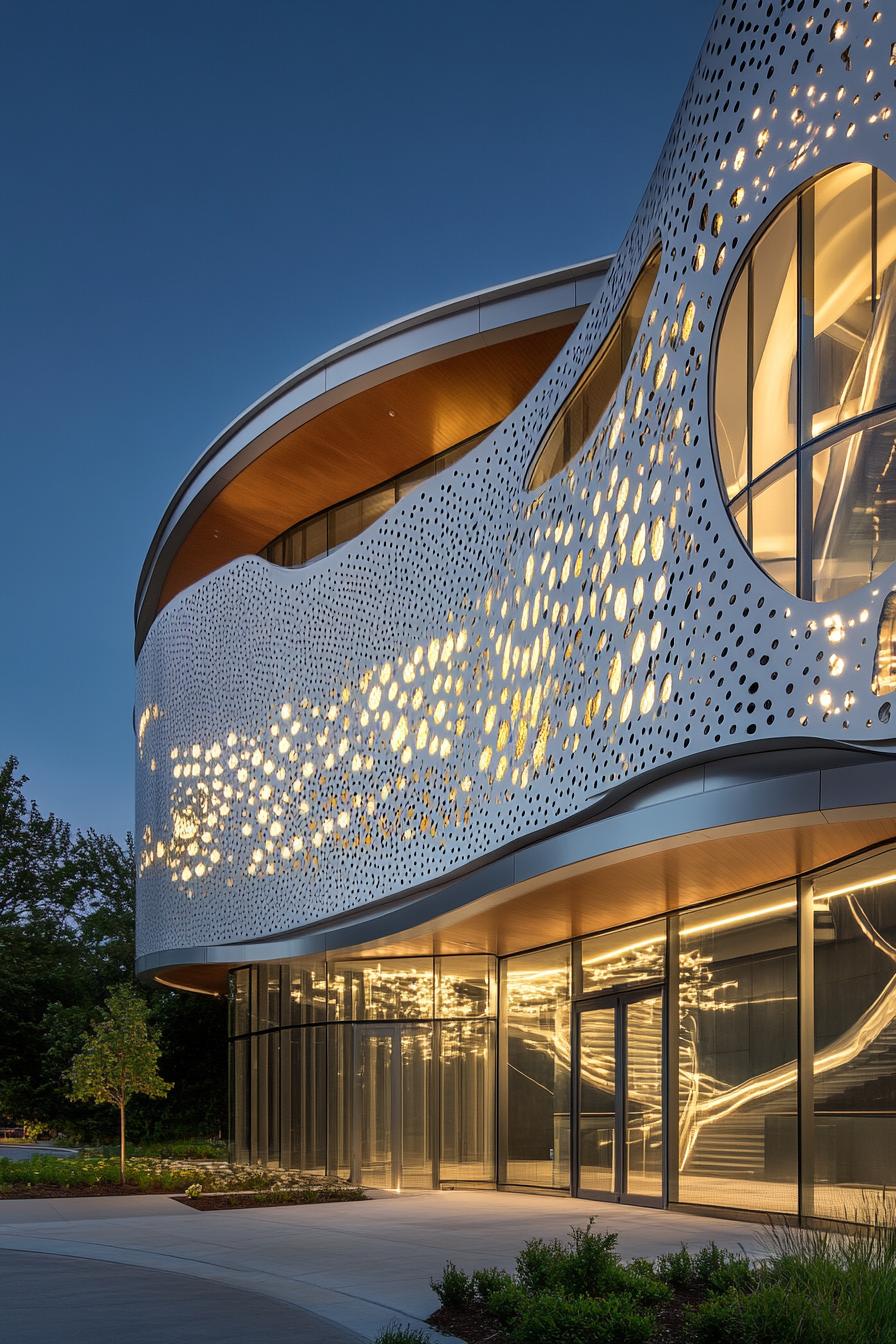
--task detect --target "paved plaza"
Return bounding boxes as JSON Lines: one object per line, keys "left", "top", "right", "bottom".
{"left": 0, "top": 1189, "right": 769, "bottom": 1341}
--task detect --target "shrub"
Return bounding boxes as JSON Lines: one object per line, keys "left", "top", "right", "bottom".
{"left": 484, "top": 1282, "right": 528, "bottom": 1327}
{"left": 655, "top": 1243, "right": 756, "bottom": 1295}
{"left": 513, "top": 1221, "right": 669, "bottom": 1308}
{"left": 508, "top": 1290, "right": 654, "bottom": 1344}
{"left": 686, "top": 1283, "right": 856, "bottom": 1344}
{"left": 472, "top": 1266, "right": 513, "bottom": 1302}
{"left": 560, "top": 1223, "right": 622, "bottom": 1296}
{"left": 627, "top": 1256, "right": 660, "bottom": 1279}
{"left": 609, "top": 1265, "right": 672, "bottom": 1308}
{"left": 430, "top": 1261, "right": 474, "bottom": 1310}
{"left": 373, "top": 1326, "right": 430, "bottom": 1344}
{"left": 515, "top": 1236, "right": 568, "bottom": 1295}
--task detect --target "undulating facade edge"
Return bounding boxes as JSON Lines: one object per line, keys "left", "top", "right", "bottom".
{"left": 135, "top": 0, "right": 896, "bottom": 1222}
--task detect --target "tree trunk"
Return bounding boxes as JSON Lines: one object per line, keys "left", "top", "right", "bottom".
{"left": 119, "top": 1101, "right": 126, "bottom": 1186}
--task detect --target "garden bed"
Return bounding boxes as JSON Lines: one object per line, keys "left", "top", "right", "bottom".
{"left": 412, "top": 1217, "right": 896, "bottom": 1344}
{"left": 0, "top": 1151, "right": 362, "bottom": 1201}
{"left": 0, "top": 1182, "right": 171, "bottom": 1199}
{"left": 173, "top": 1187, "right": 366, "bottom": 1212}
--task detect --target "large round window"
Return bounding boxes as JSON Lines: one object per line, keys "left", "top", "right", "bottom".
{"left": 714, "top": 163, "right": 896, "bottom": 601}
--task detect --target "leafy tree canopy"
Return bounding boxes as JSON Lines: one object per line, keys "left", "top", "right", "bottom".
{"left": 0, "top": 753, "right": 226, "bottom": 1142}
{"left": 70, "top": 984, "right": 172, "bottom": 1182}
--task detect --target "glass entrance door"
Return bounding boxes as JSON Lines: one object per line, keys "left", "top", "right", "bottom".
{"left": 624, "top": 994, "right": 663, "bottom": 1199}
{"left": 576, "top": 989, "right": 664, "bottom": 1204}
{"left": 354, "top": 1024, "right": 433, "bottom": 1189}
{"left": 357, "top": 1026, "right": 398, "bottom": 1188}
{"left": 578, "top": 1002, "right": 617, "bottom": 1193}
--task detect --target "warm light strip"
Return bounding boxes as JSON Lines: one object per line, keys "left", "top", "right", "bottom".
{"left": 812, "top": 871, "right": 896, "bottom": 903}
{"left": 681, "top": 897, "right": 796, "bottom": 939}
{"left": 580, "top": 900, "right": 795, "bottom": 972}
{"left": 584, "top": 931, "right": 664, "bottom": 965}
{"left": 154, "top": 974, "right": 221, "bottom": 998}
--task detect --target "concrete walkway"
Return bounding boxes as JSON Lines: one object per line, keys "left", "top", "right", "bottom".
{"left": 0, "top": 1189, "right": 770, "bottom": 1342}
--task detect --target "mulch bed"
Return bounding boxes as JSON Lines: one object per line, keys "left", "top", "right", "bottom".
{"left": 0, "top": 1183, "right": 170, "bottom": 1198}
{"left": 429, "top": 1305, "right": 506, "bottom": 1343}
{"left": 429, "top": 1288, "right": 704, "bottom": 1344}
{"left": 173, "top": 1189, "right": 367, "bottom": 1212}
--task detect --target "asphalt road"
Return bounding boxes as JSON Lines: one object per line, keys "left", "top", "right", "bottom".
{"left": 0, "top": 1249, "right": 363, "bottom": 1343}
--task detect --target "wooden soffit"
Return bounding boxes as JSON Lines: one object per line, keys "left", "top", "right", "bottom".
{"left": 157, "top": 323, "right": 574, "bottom": 614}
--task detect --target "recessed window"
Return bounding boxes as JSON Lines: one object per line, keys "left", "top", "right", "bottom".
{"left": 714, "top": 163, "right": 896, "bottom": 601}
{"left": 527, "top": 250, "right": 661, "bottom": 490}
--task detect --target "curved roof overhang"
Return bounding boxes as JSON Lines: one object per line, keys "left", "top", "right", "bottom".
{"left": 135, "top": 258, "right": 611, "bottom": 653}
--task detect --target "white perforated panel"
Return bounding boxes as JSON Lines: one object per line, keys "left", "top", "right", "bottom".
{"left": 136, "top": 0, "right": 896, "bottom": 959}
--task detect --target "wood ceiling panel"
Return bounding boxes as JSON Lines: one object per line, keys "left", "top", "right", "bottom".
{"left": 333, "top": 813, "right": 896, "bottom": 958}
{"left": 158, "top": 324, "right": 573, "bottom": 612}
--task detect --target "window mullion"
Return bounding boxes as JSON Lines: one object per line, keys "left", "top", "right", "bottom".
{"left": 797, "top": 189, "right": 815, "bottom": 599}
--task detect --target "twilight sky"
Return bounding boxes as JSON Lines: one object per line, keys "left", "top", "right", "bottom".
{"left": 0, "top": 0, "right": 716, "bottom": 840}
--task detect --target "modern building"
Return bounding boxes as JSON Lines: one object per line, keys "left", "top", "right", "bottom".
{"left": 135, "top": 0, "right": 896, "bottom": 1225}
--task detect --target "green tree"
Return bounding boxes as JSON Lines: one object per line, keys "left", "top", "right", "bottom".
{"left": 63, "top": 830, "right": 136, "bottom": 983}
{"left": 0, "top": 756, "right": 70, "bottom": 926}
{"left": 70, "top": 985, "right": 172, "bottom": 1182}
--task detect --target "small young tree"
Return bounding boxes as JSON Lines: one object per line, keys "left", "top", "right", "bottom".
{"left": 69, "top": 985, "right": 171, "bottom": 1183}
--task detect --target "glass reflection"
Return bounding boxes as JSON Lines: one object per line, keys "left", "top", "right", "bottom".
{"left": 528, "top": 251, "right": 660, "bottom": 490}
{"left": 811, "top": 413, "right": 896, "bottom": 601}
{"left": 715, "top": 163, "right": 896, "bottom": 599}
{"left": 677, "top": 886, "right": 798, "bottom": 1213}
{"left": 358, "top": 1029, "right": 395, "bottom": 1187}
{"left": 751, "top": 465, "right": 796, "bottom": 594}
{"left": 327, "top": 1024, "right": 352, "bottom": 1179}
{"left": 812, "top": 850, "right": 896, "bottom": 1222}
{"left": 625, "top": 995, "right": 663, "bottom": 1198}
{"left": 578, "top": 1005, "right": 616, "bottom": 1193}
{"left": 231, "top": 1038, "right": 249, "bottom": 1164}
{"left": 283, "top": 958, "right": 327, "bottom": 1026}
{"left": 329, "top": 958, "right": 434, "bottom": 1021}
{"left": 715, "top": 264, "right": 748, "bottom": 498}
{"left": 251, "top": 1030, "right": 280, "bottom": 1168}
{"left": 751, "top": 199, "right": 798, "bottom": 478}
{"left": 252, "top": 964, "right": 281, "bottom": 1031}
{"left": 330, "top": 486, "right": 395, "bottom": 550}
{"left": 581, "top": 918, "right": 666, "bottom": 993}
{"left": 284, "top": 1026, "right": 326, "bottom": 1173}
{"left": 812, "top": 165, "right": 873, "bottom": 438}
{"left": 502, "top": 945, "right": 571, "bottom": 1188}
{"left": 440, "top": 1020, "right": 495, "bottom": 1182}
{"left": 230, "top": 968, "right": 250, "bottom": 1037}
{"left": 436, "top": 955, "right": 495, "bottom": 1018}
{"left": 400, "top": 1027, "right": 434, "bottom": 1189}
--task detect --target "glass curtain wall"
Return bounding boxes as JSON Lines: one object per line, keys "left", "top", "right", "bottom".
{"left": 228, "top": 841, "right": 896, "bottom": 1220}
{"left": 675, "top": 886, "right": 799, "bottom": 1214}
{"left": 527, "top": 250, "right": 661, "bottom": 489}
{"left": 714, "top": 163, "right": 896, "bottom": 598}
{"left": 228, "top": 954, "right": 496, "bottom": 1187}
{"left": 810, "top": 848, "right": 896, "bottom": 1222}
{"left": 501, "top": 945, "right": 571, "bottom": 1188}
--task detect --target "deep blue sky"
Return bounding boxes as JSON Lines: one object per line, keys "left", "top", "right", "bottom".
{"left": 0, "top": 0, "right": 716, "bottom": 841}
